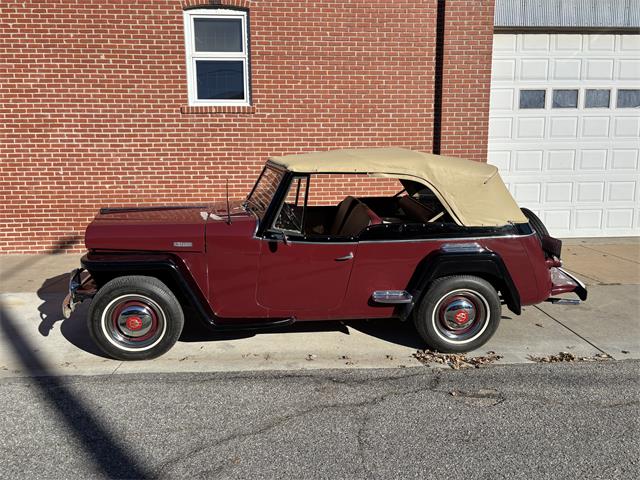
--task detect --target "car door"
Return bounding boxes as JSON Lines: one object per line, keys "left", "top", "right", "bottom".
{"left": 256, "top": 175, "right": 356, "bottom": 316}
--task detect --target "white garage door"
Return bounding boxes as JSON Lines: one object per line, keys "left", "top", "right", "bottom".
{"left": 489, "top": 33, "right": 640, "bottom": 237}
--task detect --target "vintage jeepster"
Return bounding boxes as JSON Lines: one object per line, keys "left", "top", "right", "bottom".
{"left": 63, "top": 148, "right": 587, "bottom": 360}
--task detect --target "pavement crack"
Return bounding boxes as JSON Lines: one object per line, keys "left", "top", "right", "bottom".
{"left": 533, "top": 305, "right": 610, "bottom": 356}
{"left": 151, "top": 373, "right": 442, "bottom": 478}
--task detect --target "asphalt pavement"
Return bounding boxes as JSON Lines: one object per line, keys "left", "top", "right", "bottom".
{"left": 0, "top": 362, "right": 638, "bottom": 479}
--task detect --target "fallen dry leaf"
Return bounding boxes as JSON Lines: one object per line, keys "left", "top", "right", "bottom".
{"left": 528, "top": 352, "right": 612, "bottom": 363}
{"left": 413, "top": 350, "right": 503, "bottom": 369}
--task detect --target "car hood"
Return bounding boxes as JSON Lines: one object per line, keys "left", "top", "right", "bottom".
{"left": 85, "top": 202, "right": 248, "bottom": 252}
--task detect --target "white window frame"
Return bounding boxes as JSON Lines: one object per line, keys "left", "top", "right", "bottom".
{"left": 183, "top": 8, "right": 250, "bottom": 107}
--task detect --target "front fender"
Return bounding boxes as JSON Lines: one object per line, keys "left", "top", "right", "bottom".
{"left": 81, "top": 252, "right": 216, "bottom": 325}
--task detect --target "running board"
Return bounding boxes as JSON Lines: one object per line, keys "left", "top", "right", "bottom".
{"left": 546, "top": 298, "right": 581, "bottom": 305}
{"left": 371, "top": 290, "right": 413, "bottom": 304}
{"left": 212, "top": 317, "right": 295, "bottom": 331}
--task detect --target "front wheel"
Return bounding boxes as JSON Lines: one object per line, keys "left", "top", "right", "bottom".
{"left": 414, "top": 275, "right": 501, "bottom": 353}
{"left": 88, "top": 275, "right": 184, "bottom": 360}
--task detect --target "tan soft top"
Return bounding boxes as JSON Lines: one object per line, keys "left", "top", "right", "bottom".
{"left": 269, "top": 148, "right": 527, "bottom": 227}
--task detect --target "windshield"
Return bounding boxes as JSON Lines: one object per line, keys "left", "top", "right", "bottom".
{"left": 245, "top": 165, "right": 285, "bottom": 221}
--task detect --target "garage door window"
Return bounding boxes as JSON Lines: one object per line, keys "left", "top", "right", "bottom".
{"left": 585, "top": 89, "right": 610, "bottom": 109}
{"left": 552, "top": 89, "right": 578, "bottom": 109}
{"left": 519, "top": 90, "right": 545, "bottom": 109}
{"left": 617, "top": 90, "right": 640, "bottom": 109}
{"left": 183, "top": 9, "right": 250, "bottom": 106}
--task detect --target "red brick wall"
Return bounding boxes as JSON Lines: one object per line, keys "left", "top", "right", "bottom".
{"left": 0, "top": 0, "right": 493, "bottom": 254}
{"left": 438, "top": 0, "right": 495, "bottom": 160}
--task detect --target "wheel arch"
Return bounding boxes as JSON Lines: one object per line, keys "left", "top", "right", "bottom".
{"left": 81, "top": 252, "right": 215, "bottom": 326}
{"left": 406, "top": 250, "right": 521, "bottom": 315}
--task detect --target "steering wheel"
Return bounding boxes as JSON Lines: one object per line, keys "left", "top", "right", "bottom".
{"left": 280, "top": 202, "right": 302, "bottom": 231}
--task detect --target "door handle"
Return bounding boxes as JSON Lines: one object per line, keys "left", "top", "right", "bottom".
{"left": 335, "top": 252, "right": 354, "bottom": 261}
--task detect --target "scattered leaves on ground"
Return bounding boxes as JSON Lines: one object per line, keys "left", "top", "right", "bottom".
{"left": 413, "top": 349, "right": 503, "bottom": 370}
{"left": 527, "top": 352, "right": 612, "bottom": 363}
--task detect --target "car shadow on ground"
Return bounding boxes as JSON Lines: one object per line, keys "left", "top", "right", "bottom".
{"left": 36, "top": 273, "right": 427, "bottom": 356}
{"left": 36, "top": 273, "right": 108, "bottom": 358}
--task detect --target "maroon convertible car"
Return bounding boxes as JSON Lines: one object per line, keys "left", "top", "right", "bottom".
{"left": 63, "top": 148, "right": 587, "bottom": 360}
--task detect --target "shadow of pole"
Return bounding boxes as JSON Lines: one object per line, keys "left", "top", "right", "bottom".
{"left": 0, "top": 304, "right": 150, "bottom": 479}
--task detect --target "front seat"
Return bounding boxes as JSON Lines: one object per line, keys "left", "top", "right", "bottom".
{"left": 338, "top": 203, "right": 381, "bottom": 236}
{"left": 329, "top": 196, "right": 358, "bottom": 235}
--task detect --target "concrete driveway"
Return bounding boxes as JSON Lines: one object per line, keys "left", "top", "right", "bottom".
{"left": 0, "top": 238, "right": 638, "bottom": 378}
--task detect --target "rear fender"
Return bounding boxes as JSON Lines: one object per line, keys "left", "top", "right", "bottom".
{"left": 407, "top": 248, "right": 521, "bottom": 315}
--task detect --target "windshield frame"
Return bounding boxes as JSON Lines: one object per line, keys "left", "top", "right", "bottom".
{"left": 245, "top": 163, "right": 287, "bottom": 223}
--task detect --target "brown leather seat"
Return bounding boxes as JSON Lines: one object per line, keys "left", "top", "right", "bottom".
{"left": 398, "top": 196, "right": 439, "bottom": 222}
{"left": 338, "top": 203, "right": 381, "bottom": 236}
{"left": 329, "top": 196, "right": 358, "bottom": 235}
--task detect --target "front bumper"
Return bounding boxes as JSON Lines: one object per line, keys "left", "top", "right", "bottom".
{"left": 62, "top": 268, "right": 97, "bottom": 319}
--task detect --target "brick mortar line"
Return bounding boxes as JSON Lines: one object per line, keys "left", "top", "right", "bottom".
{"left": 533, "top": 305, "right": 609, "bottom": 356}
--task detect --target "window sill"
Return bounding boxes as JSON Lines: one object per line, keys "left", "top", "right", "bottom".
{"left": 180, "top": 105, "right": 256, "bottom": 114}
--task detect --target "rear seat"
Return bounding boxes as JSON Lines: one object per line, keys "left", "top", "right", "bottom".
{"left": 398, "top": 196, "right": 439, "bottom": 223}
{"left": 338, "top": 202, "right": 381, "bottom": 236}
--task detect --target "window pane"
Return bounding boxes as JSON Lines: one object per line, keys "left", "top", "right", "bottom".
{"left": 552, "top": 89, "right": 578, "bottom": 108}
{"left": 617, "top": 89, "right": 640, "bottom": 108}
{"left": 585, "top": 89, "right": 610, "bottom": 108}
{"left": 194, "top": 18, "right": 242, "bottom": 52}
{"left": 519, "top": 90, "right": 545, "bottom": 109}
{"left": 196, "top": 60, "right": 245, "bottom": 100}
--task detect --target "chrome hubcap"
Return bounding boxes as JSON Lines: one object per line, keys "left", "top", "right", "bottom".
{"left": 103, "top": 294, "right": 165, "bottom": 349}
{"left": 442, "top": 297, "right": 476, "bottom": 331}
{"left": 434, "top": 290, "right": 488, "bottom": 343}
{"left": 117, "top": 304, "right": 154, "bottom": 338}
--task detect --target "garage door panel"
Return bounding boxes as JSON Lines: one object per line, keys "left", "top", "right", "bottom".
{"left": 554, "top": 34, "right": 582, "bottom": 51}
{"left": 582, "top": 116, "right": 610, "bottom": 137}
{"left": 579, "top": 150, "right": 608, "bottom": 170}
{"left": 550, "top": 117, "right": 578, "bottom": 138}
{"left": 611, "top": 149, "right": 638, "bottom": 170}
{"left": 620, "top": 35, "right": 640, "bottom": 51}
{"left": 489, "top": 33, "right": 640, "bottom": 237}
{"left": 515, "top": 150, "right": 543, "bottom": 171}
{"left": 585, "top": 59, "right": 615, "bottom": 80}
{"left": 516, "top": 117, "right": 545, "bottom": 138}
{"left": 607, "top": 181, "right": 636, "bottom": 202}
{"left": 547, "top": 150, "right": 576, "bottom": 170}
{"left": 553, "top": 59, "right": 582, "bottom": 80}
{"left": 521, "top": 59, "right": 549, "bottom": 80}
{"left": 587, "top": 35, "right": 615, "bottom": 51}
{"left": 606, "top": 209, "right": 635, "bottom": 229}
{"left": 618, "top": 59, "right": 640, "bottom": 80}
{"left": 522, "top": 34, "right": 550, "bottom": 51}
{"left": 613, "top": 117, "right": 640, "bottom": 138}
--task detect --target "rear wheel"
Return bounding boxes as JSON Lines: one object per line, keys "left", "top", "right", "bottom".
{"left": 414, "top": 275, "right": 501, "bottom": 353}
{"left": 88, "top": 275, "right": 184, "bottom": 360}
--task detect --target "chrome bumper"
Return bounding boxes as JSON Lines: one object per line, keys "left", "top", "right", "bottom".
{"left": 548, "top": 267, "right": 588, "bottom": 304}
{"left": 62, "top": 268, "right": 97, "bottom": 319}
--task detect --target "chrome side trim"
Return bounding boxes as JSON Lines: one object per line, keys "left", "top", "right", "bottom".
{"left": 440, "top": 242, "right": 485, "bottom": 253}
{"left": 371, "top": 290, "right": 413, "bottom": 304}
{"left": 358, "top": 232, "right": 535, "bottom": 245}
{"left": 253, "top": 232, "right": 533, "bottom": 245}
